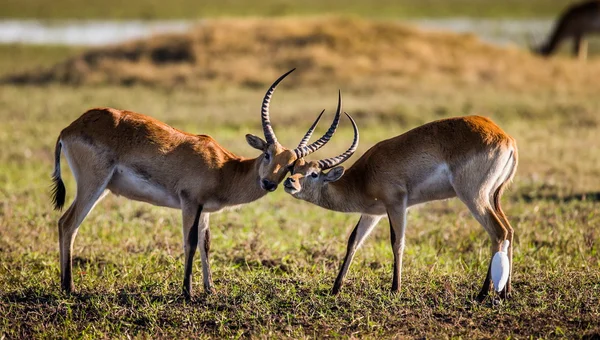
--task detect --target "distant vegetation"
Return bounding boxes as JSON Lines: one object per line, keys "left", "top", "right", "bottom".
{"left": 0, "top": 0, "right": 577, "bottom": 19}
{"left": 3, "top": 18, "right": 599, "bottom": 96}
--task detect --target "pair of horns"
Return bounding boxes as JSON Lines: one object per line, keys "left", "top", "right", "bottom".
{"left": 297, "top": 93, "right": 359, "bottom": 170}
{"left": 317, "top": 111, "right": 359, "bottom": 170}
{"left": 261, "top": 69, "right": 358, "bottom": 168}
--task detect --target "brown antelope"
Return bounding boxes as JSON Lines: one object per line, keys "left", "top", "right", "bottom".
{"left": 51, "top": 69, "right": 344, "bottom": 297}
{"left": 284, "top": 115, "right": 518, "bottom": 301}
{"left": 531, "top": 0, "right": 600, "bottom": 59}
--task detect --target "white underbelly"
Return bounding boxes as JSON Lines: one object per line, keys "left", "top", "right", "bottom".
{"left": 108, "top": 166, "right": 180, "bottom": 209}
{"left": 408, "top": 163, "right": 455, "bottom": 206}
{"left": 202, "top": 200, "right": 243, "bottom": 213}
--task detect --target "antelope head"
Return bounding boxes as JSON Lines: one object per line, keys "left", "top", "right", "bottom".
{"left": 246, "top": 69, "right": 342, "bottom": 192}
{"left": 283, "top": 107, "right": 359, "bottom": 199}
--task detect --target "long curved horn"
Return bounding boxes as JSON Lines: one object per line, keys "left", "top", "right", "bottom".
{"left": 318, "top": 112, "right": 359, "bottom": 170}
{"left": 261, "top": 68, "right": 295, "bottom": 145}
{"left": 297, "top": 109, "right": 325, "bottom": 149}
{"left": 293, "top": 90, "right": 342, "bottom": 159}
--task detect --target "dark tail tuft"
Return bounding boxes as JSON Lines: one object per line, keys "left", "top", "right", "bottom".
{"left": 51, "top": 138, "right": 66, "bottom": 211}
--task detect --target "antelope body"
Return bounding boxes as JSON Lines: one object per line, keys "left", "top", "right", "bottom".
{"left": 532, "top": 0, "right": 600, "bottom": 59}
{"left": 52, "top": 69, "right": 342, "bottom": 297}
{"left": 284, "top": 115, "right": 518, "bottom": 300}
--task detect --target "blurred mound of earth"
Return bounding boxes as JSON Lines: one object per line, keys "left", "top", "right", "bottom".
{"left": 3, "top": 17, "right": 598, "bottom": 93}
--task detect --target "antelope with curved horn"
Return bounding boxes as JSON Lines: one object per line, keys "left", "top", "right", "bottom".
{"left": 284, "top": 115, "right": 518, "bottom": 301}
{"left": 531, "top": 0, "right": 600, "bottom": 59}
{"left": 51, "top": 69, "right": 343, "bottom": 297}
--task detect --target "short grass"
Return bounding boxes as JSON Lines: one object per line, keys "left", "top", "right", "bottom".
{"left": 0, "top": 0, "right": 576, "bottom": 19}
{"left": 1, "top": 45, "right": 600, "bottom": 338}
{"left": 0, "top": 45, "right": 81, "bottom": 76}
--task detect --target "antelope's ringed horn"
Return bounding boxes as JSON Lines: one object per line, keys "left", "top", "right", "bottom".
{"left": 261, "top": 68, "right": 296, "bottom": 145}
{"left": 296, "top": 109, "right": 325, "bottom": 149}
{"left": 293, "top": 90, "right": 342, "bottom": 159}
{"left": 317, "top": 112, "right": 359, "bottom": 170}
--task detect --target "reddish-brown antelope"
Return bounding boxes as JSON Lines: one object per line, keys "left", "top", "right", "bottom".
{"left": 531, "top": 0, "right": 600, "bottom": 59}
{"left": 51, "top": 69, "right": 344, "bottom": 297}
{"left": 284, "top": 115, "right": 518, "bottom": 301}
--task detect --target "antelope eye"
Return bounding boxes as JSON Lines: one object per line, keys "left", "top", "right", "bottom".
{"left": 310, "top": 172, "right": 318, "bottom": 178}
{"left": 264, "top": 153, "right": 270, "bottom": 161}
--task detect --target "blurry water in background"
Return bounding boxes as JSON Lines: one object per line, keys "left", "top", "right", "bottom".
{"left": 411, "top": 18, "right": 552, "bottom": 46}
{"left": 0, "top": 19, "right": 553, "bottom": 47}
{"left": 0, "top": 20, "right": 193, "bottom": 45}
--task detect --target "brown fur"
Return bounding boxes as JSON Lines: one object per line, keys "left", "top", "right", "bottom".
{"left": 285, "top": 115, "right": 518, "bottom": 300}
{"left": 59, "top": 108, "right": 296, "bottom": 204}
{"left": 54, "top": 107, "right": 299, "bottom": 296}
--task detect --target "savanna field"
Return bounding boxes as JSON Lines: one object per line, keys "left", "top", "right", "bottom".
{"left": 1, "top": 1, "right": 600, "bottom": 338}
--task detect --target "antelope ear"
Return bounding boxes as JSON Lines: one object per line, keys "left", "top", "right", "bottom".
{"left": 324, "top": 166, "right": 345, "bottom": 182}
{"left": 246, "top": 134, "right": 267, "bottom": 151}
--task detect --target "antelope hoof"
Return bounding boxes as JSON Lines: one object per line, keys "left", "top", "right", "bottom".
{"left": 183, "top": 287, "right": 193, "bottom": 300}
{"left": 476, "top": 291, "right": 489, "bottom": 303}
{"left": 61, "top": 281, "right": 74, "bottom": 294}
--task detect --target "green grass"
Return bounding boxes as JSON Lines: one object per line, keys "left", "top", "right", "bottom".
{"left": 1, "top": 45, "right": 600, "bottom": 338}
{"left": 0, "top": 45, "right": 81, "bottom": 76}
{"left": 0, "top": 0, "right": 577, "bottom": 19}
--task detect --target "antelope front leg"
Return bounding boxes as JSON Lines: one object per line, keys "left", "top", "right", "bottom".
{"left": 332, "top": 215, "right": 382, "bottom": 295}
{"left": 387, "top": 197, "right": 408, "bottom": 293}
{"left": 181, "top": 204, "right": 202, "bottom": 299}
{"left": 198, "top": 213, "right": 216, "bottom": 294}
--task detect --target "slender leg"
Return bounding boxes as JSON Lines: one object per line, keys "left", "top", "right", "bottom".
{"left": 477, "top": 255, "right": 494, "bottom": 302}
{"left": 58, "top": 179, "right": 111, "bottom": 293}
{"left": 197, "top": 213, "right": 215, "bottom": 294}
{"left": 331, "top": 214, "right": 382, "bottom": 295}
{"left": 181, "top": 204, "right": 202, "bottom": 299}
{"left": 459, "top": 198, "right": 508, "bottom": 302}
{"left": 491, "top": 169, "right": 516, "bottom": 298}
{"left": 494, "top": 208, "right": 514, "bottom": 299}
{"left": 387, "top": 197, "right": 408, "bottom": 293}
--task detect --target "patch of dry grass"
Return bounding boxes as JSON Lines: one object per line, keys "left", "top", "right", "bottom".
{"left": 3, "top": 18, "right": 600, "bottom": 95}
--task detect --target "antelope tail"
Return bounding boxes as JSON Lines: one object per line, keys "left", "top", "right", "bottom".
{"left": 51, "top": 137, "right": 66, "bottom": 211}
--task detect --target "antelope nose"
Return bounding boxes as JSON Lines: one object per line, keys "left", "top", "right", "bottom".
{"left": 262, "top": 179, "right": 277, "bottom": 192}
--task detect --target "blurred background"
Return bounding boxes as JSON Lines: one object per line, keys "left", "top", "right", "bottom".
{"left": 1, "top": 1, "right": 599, "bottom": 338}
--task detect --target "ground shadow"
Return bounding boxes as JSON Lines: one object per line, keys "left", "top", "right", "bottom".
{"left": 0, "top": 287, "right": 191, "bottom": 306}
